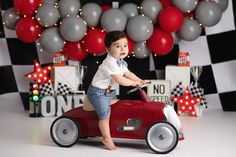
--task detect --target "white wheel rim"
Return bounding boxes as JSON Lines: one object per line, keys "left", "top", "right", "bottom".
{"left": 52, "top": 118, "right": 78, "bottom": 146}
{"left": 147, "top": 123, "right": 177, "bottom": 152}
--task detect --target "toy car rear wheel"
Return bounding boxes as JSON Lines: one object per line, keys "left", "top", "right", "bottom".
{"left": 146, "top": 122, "right": 178, "bottom": 154}
{"left": 50, "top": 117, "right": 80, "bottom": 147}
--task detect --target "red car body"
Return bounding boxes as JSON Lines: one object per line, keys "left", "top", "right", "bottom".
{"left": 63, "top": 99, "right": 166, "bottom": 139}
{"left": 51, "top": 88, "right": 179, "bottom": 154}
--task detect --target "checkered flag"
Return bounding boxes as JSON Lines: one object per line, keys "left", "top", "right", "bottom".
{"left": 56, "top": 82, "right": 72, "bottom": 96}
{"left": 171, "top": 82, "right": 184, "bottom": 97}
{"left": 190, "top": 82, "right": 208, "bottom": 108}
{"left": 39, "top": 82, "right": 54, "bottom": 97}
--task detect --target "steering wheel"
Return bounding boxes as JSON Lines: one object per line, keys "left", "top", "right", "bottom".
{"left": 127, "top": 81, "right": 151, "bottom": 94}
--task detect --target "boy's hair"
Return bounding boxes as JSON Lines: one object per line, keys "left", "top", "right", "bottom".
{"left": 104, "top": 31, "right": 127, "bottom": 48}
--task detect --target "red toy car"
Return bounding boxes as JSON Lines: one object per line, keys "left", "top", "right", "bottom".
{"left": 50, "top": 83, "right": 179, "bottom": 154}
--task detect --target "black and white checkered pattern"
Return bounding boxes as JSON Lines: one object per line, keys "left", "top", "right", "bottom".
{"left": 190, "top": 82, "right": 204, "bottom": 97}
{"left": 56, "top": 82, "right": 72, "bottom": 96}
{"left": 1, "top": 0, "right": 236, "bottom": 111}
{"left": 171, "top": 81, "right": 183, "bottom": 97}
{"left": 39, "top": 82, "right": 54, "bottom": 97}
{"left": 189, "top": 82, "right": 208, "bottom": 108}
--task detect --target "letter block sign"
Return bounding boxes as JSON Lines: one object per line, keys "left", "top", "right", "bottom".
{"left": 147, "top": 80, "right": 171, "bottom": 104}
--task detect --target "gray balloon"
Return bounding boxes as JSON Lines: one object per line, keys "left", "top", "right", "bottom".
{"left": 39, "top": 27, "right": 65, "bottom": 53}
{"left": 172, "top": 0, "right": 198, "bottom": 13}
{"left": 213, "top": 0, "right": 229, "bottom": 11}
{"left": 101, "top": 9, "right": 127, "bottom": 32}
{"left": 42, "top": 0, "right": 58, "bottom": 5}
{"left": 60, "top": 16, "right": 87, "bottom": 41}
{"left": 177, "top": 18, "right": 202, "bottom": 41}
{"left": 58, "top": 0, "right": 81, "bottom": 19}
{"left": 140, "top": 0, "right": 162, "bottom": 23}
{"left": 171, "top": 32, "right": 180, "bottom": 44}
{"left": 120, "top": 3, "right": 139, "bottom": 19}
{"left": 2, "top": 8, "right": 21, "bottom": 30}
{"left": 134, "top": 42, "right": 150, "bottom": 59}
{"left": 195, "top": 1, "right": 222, "bottom": 27}
{"left": 126, "top": 15, "right": 154, "bottom": 42}
{"left": 81, "top": 3, "right": 102, "bottom": 28}
{"left": 36, "top": 4, "right": 60, "bottom": 27}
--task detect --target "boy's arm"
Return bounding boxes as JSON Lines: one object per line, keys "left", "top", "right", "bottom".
{"left": 124, "top": 71, "right": 142, "bottom": 82}
{"left": 124, "top": 71, "right": 150, "bottom": 85}
{"left": 111, "top": 74, "right": 142, "bottom": 87}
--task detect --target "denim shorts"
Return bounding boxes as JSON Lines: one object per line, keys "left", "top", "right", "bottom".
{"left": 87, "top": 85, "right": 117, "bottom": 120}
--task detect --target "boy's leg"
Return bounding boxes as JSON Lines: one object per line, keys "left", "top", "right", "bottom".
{"left": 98, "top": 116, "right": 118, "bottom": 150}
{"left": 111, "top": 99, "right": 119, "bottom": 105}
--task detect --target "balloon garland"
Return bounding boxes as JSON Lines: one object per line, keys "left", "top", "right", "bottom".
{"left": 2, "top": 0, "right": 229, "bottom": 60}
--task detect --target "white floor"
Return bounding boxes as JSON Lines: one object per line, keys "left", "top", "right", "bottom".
{"left": 1, "top": 93, "right": 236, "bottom": 157}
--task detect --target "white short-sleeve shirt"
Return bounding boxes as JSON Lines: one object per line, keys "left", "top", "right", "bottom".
{"left": 91, "top": 54, "right": 129, "bottom": 90}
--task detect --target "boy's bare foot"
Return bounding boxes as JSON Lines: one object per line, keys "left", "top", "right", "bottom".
{"left": 102, "top": 138, "right": 118, "bottom": 151}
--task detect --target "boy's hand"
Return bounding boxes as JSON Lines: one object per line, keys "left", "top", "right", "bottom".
{"left": 132, "top": 81, "right": 143, "bottom": 87}
{"left": 141, "top": 80, "right": 151, "bottom": 85}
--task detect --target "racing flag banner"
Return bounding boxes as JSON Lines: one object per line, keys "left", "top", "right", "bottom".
{"left": 147, "top": 80, "right": 171, "bottom": 104}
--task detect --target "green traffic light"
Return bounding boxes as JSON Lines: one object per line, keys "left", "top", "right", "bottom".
{"left": 33, "top": 95, "right": 39, "bottom": 102}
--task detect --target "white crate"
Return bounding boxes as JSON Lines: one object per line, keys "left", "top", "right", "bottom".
{"left": 165, "top": 65, "right": 190, "bottom": 91}
{"left": 51, "top": 66, "right": 79, "bottom": 91}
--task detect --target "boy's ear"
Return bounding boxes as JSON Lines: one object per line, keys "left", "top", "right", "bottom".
{"left": 106, "top": 48, "right": 110, "bottom": 53}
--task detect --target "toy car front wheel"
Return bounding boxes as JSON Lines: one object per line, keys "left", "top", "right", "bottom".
{"left": 146, "top": 122, "right": 178, "bottom": 154}
{"left": 50, "top": 117, "right": 80, "bottom": 147}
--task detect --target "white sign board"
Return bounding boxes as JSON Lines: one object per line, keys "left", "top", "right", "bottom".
{"left": 147, "top": 80, "right": 171, "bottom": 103}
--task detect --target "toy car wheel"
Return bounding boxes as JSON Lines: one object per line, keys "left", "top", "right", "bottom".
{"left": 50, "top": 117, "right": 80, "bottom": 147}
{"left": 146, "top": 122, "right": 178, "bottom": 154}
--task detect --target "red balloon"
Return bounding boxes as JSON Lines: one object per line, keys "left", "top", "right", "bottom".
{"left": 158, "top": 7, "right": 184, "bottom": 32}
{"left": 14, "top": 0, "right": 41, "bottom": 16}
{"left": 101, "top": 5, "right": 112, "bottom": 12}
{"left": 15, "top": 17, "right": 42, "bottom": 43}
{"left": 83, "top": 28, "right": 106, "bottom": 55}
{"left": 63, "top": 41, "right": 88, "bottom": 61}
{"left": 127, "top": 37, "right": 135, "bottom": 55}
{"left": 147, "top": 28, "right": 174, "bottom": 56}
{"left": 160, "top": 0, "right": 172, "bottom": 8}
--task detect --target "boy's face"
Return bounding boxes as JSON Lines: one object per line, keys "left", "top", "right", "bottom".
{"left": 107, "top": 38, "right": 128, "bottom": 59}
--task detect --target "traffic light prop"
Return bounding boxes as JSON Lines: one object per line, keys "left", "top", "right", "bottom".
{"left": 29, "top": 82, "right": 41, "bottom": 117}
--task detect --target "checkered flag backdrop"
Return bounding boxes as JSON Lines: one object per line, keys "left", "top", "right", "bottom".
{"left": 0, "top": 0, "right": 236, "bottom": 111}
{"left": 39, "top": 82, "right": 54, "bottom": 97}
{"left": 171, "top": 82, "right": 184, "bottom": 97}
{"left": 56, "top": 82, "right": 72, "bottom": 96}
{"left": 189, "top": 82, "right": 208, "bottom": 108}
